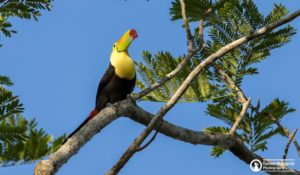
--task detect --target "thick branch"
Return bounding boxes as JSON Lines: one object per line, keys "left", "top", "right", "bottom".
{"left": 34, "top": 100, "right": 132, "bottom": 175}
{"left": 106, "top": 8, "right": 300, "bottom": 175}
{"left": 124, "top": 103, "right": 299, "bottom": 175}
{"left": 34, "top": 99, "right": 299, "bottom": 175}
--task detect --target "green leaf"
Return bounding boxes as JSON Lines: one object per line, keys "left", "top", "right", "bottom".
{"left": 210, "top": 146, "right": 226, "bottom": 157}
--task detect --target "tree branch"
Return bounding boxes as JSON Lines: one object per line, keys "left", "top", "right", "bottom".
{"left": 229, "top": 98, "right": 251, "bottom": 134}
{"left": 34, "top": 99, "right": 300, "bottom": 175}
{"left": 34, "top": 100, "right": 131, "bottom": 175}
{"left": 105, "top": 8, "right": 300, "bottom": 175}
{"left": 179, "top": 0, "right": 193, "bottom": 52}
{"left": 267, "top": 113, "right": 300, "bottom": 157}
{"left": 282, "top": 129, "right": 298, "bottom": 161}
{"left": 215, "top": 67, "right": 247, "bottom": 103}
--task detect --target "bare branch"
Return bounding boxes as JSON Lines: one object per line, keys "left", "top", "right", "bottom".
{"left": 198, "top": 18, "right": 205, "bottom": 47}
{"left": 283, "top": 129, "right": 298, "bottom": 161}
{"left": 106, "top": 8, "right": 300, "bottom": 175}
{"left": 215, "top": 67, "right": 247, "bottom": 103}
{"left": 229, "top": 98, "right": 251, "bottom": 134}
{"left": 198, "top": 8, "right": 212, "bottom": 48}
{"left": 179, "top": 0, "right": 193, "bottom": 52}
{"left": 124, "top": 104, "right": 299, "bottom": 175}
{"left": 293, "top": 141, "right": 300, "bottom": 157}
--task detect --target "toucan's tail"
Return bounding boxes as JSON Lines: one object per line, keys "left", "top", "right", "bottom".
{"left": 63, "top": 109, "right": 99, "bottom": 143}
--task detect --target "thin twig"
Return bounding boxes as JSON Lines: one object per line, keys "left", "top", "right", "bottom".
{"left": 198, "top": 18, "right": 205, "bottom": 47}
{"left": 293, "top": 141, "right": 300, "bottom": 157}
{"left": 198, "top": 8, "right": 212, "bottom": 48}
{"left": 179, "top": 0, "right": 193, "bottom": 52}
{"left": 215, "top": 67, "right": 247, "bottom": 103}
{"left": 282, "top": 129, "right": 298, "bottom": 162}
{"left": 135, "top": 122, "right": 161, "bottom": 152}
{"left": 105, "top": 8, "right": 300, "bottom": 175}
{"left": 268, "top": 113, "right": 300, "bottom": 157}
{"left": 229, "top": 98, "right": 251, "bottom": 134}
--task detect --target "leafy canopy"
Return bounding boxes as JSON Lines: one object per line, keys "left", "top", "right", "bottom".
{"left": 0, "top": 0, "right": 52, "bottom": 46}
{"left": 0, "top": 76, "right": 65, "bottom": 167}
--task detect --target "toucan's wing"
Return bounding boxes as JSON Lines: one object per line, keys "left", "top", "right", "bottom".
{"left": 95, "top": 64, "right": 115, "bottom": 107}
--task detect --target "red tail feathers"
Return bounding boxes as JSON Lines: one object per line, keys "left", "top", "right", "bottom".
{"left": 64, "top": 109, "right": 99, "bottom": 143}
{"left": 88, "top": 109, "right": 99, "bottom": 120}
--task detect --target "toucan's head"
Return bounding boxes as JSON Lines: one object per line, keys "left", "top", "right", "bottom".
{"left": 113, "top": 29, "right": 138, "bottom": 52}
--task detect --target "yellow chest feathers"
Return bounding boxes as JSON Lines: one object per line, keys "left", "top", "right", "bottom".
{"left": 110, "top": 50, "right": 135, "bottom": 80}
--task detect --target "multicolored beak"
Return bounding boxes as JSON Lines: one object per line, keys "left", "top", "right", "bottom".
{"left": 116, "top": 29, "right": 138, "bottom": 51}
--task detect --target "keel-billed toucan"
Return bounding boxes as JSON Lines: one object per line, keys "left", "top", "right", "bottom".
{"left": 66, "top": 29, "right": 138, "bottom": 140}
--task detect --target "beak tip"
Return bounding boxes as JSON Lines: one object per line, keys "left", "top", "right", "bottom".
{"left": 129, "top": 29, "right": 138, "bottom": 39}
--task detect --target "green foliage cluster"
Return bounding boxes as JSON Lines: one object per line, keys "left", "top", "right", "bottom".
{"left": 0, "top": 0, "right": 52, "bottom": 46}
{"left": 0, "top": 0, "right": 65, "bottom": 167}
{"left": 136, "top": 51, "right": 226, "bottom": 102}
{"left": 0, "top": 76, "right": 65, "bottom": 166}
{"left": 137, "top": 0, "right": 296, "bottom": 157}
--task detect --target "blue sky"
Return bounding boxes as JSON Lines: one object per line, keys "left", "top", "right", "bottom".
{"left": 0, "top": 0, "right": 299, "bottom": 175}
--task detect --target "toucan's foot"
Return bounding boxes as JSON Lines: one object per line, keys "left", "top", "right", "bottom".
{"left": 106, "top": 103, "right": 113, "bottom": 107}
{"left": 106, "top": 103, "right": 118, "bottom": 110}
{"left": 127, "top": 94, "right": 137, "bottom": 105}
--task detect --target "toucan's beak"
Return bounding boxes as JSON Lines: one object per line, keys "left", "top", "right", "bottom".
{"left": 116, "top": 29, "right": 138, "bottom": 51}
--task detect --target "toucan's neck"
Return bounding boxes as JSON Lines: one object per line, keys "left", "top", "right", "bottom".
{"left": 110, "top": 50, "right": 135, "bottom": 80}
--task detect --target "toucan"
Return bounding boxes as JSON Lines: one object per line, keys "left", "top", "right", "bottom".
{"left": 65, "top": 29, "right": 138, "bottom": 141}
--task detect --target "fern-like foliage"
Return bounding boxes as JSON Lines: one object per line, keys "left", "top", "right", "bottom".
{"left": 136, "top": 51, "right": 228, "bottom": 102}
{"left": 0, "top": 76, "right": 66, "bottom": 166}
{"left": 170, "top": 0, "right": 295, "bottom": 88}
{"left": 0, "top": 76, "right": 23, "bottom": 121}
{"left": 0, "top": 0, "right": 52, "bottom": 46}
{"left": 206, "top": 98, "right": 295, "bottom": 156}
{"left": 0, "top": 115, "right": 66, "bottom": 165}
